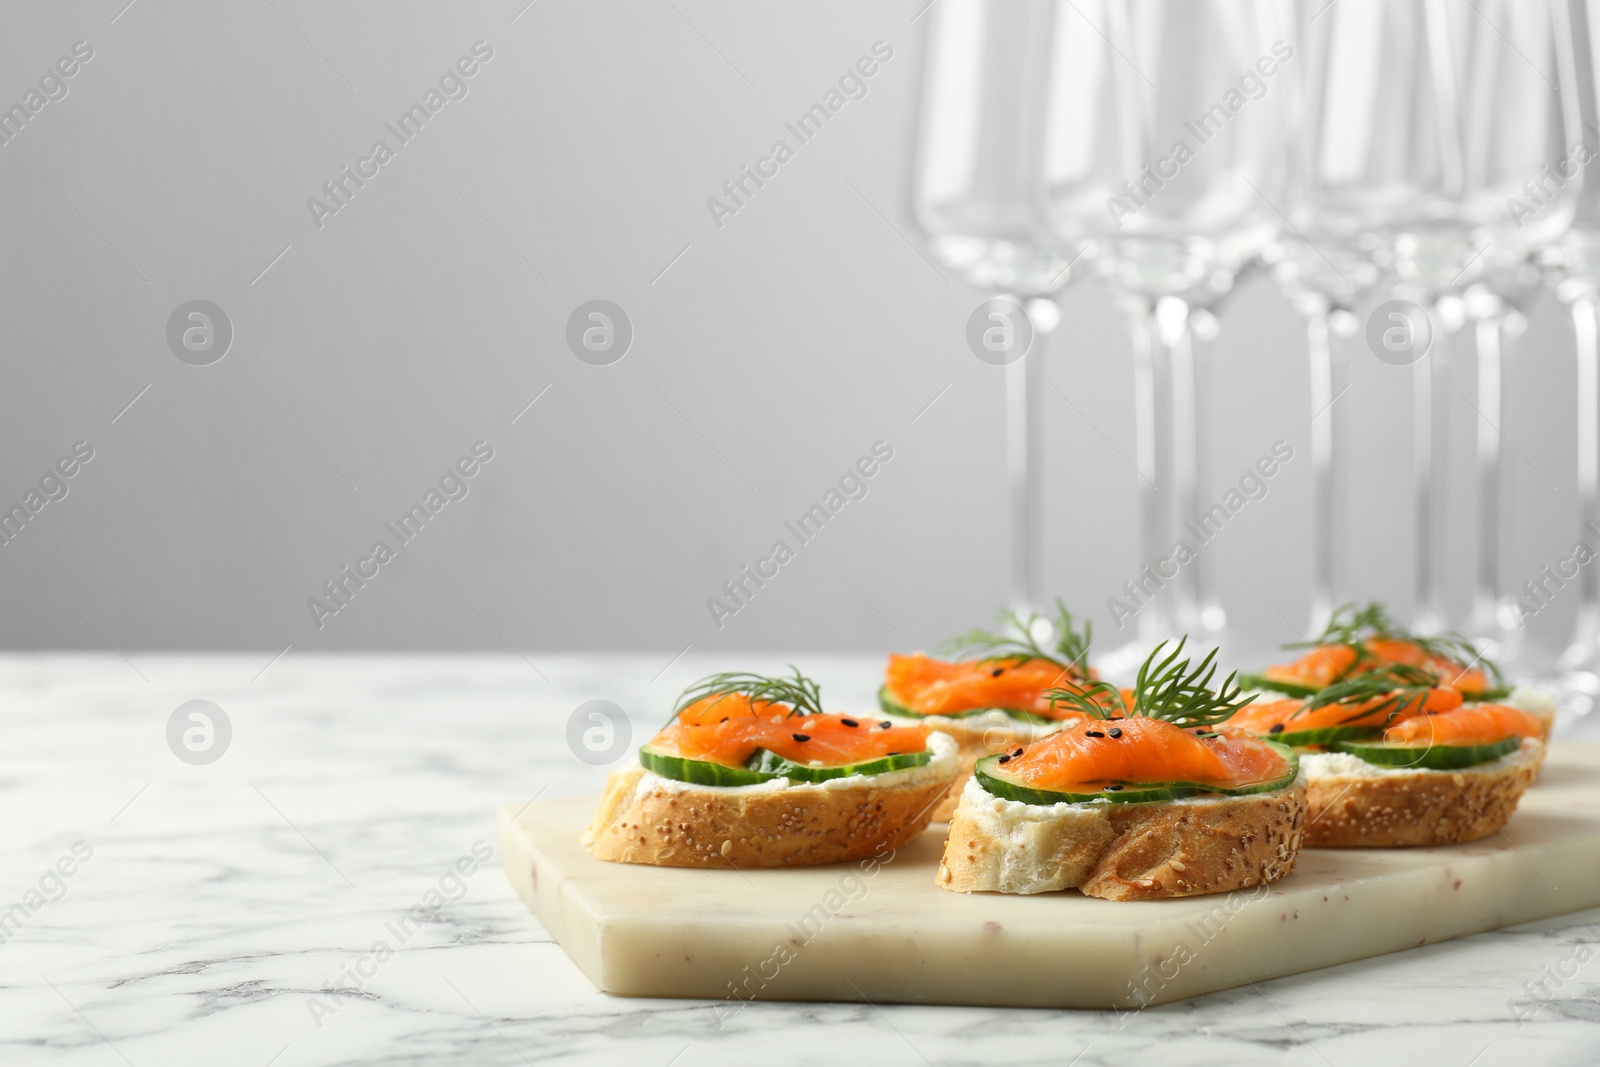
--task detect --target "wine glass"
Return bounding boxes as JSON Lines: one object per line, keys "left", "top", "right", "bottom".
{"left": 1035, "top": 0, "right": 1287, "bottom": 665}
{"left": 1294, "top": 0, "right": 1497, "bottom": 635}
{"left": 910, "top": 0, "right": 1092, "bottom": 621}
{"left": 1293, "top": 0, "right": 1575, "bottom": 644}
{"left": 1264, "top": 0, "right": 1387, "bottom": 633}
{"left": 1546, "top": 0, "right": 1600, "bottom": 718}
{"left": 1453, "top": 0, "right": 1580, "bottom": 664}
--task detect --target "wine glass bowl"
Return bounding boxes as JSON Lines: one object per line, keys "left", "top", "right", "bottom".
{"left": 1036, "top": 0, "right": 1289, "bottom": 659}
{"left": 911, "top": 0, "right": 1081, "bottom": 296}
{"left": 910, "top": 0, "right": 1093, "bottom": 619}
{"left": 908, "top": 0, "right": 1587, "bottom": 695}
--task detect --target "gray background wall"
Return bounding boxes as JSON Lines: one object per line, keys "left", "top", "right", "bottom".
{"left": 0, "top": 0, "right": 1585, "bottom": 661}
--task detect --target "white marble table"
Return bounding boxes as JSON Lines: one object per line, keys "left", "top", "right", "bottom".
{"left": 5, "top": 653, "right": 1600, "bottom": 1066}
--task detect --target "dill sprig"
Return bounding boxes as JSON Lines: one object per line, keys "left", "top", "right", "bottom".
{"left": 1046, "top": 638, "right": 1255, "bottom": 729}
{"left": 1291, "top": 601, "right": 1503, "bottom": 685}
{"left": 939, "top": 599, "right": 1093, "bottom": 676}
{"left": 1295, "top": 664, "right": 1440, "bottom": 726}
{"left": 669, "top": 666, "right": 826, "bottom": 724}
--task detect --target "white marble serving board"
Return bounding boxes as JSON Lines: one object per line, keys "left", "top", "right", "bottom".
{"left": 499, "top": 742, "right": 1600, "bottom": 1010}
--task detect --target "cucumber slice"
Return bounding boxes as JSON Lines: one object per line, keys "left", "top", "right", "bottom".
{"left": 972, "top": 741, "right": 1298, "bottom": 805}
{"left": 974, "top": 755, "right": 1192, "bottom": 805}
{"left": 876, "top": 685, "right": 916, "bottom": 717}
{"left": 1263, "top": 724, "right": 1378, "bottom": 748}
{"left": 641, "top": 744, "right": 935, "bottom": 786}
{"left": 1331, "top": 736, "right": 1521, "bottom": 770}
{"left": 877, "top": 685, "right": 1054, "bottom": 725}
{"left": 747, "top": 748, "right": 932, "bottom": 782}
{"left": 639, "top": 744, "right": 774, "bottom": 787}
{"left": 1207, "top": 741, "right": 1301, "bottom": 795}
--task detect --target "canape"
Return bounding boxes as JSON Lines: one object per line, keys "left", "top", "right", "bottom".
{"left": 1238, "top": 601, "right": 1553, "bottom": 739}
{"left": 584, "top": 668, "right": 959, "bottom": 868}
{"left": 1220, "top": 666, "right": 1545, "bottom": 847}
{"left": 937, "top": 641, "right": 1306, "bottom": 901}
{"left": 879, "top": 602, "right": 1113, "bottom": 819}
{"left": 1242, "top": 601, "right": 1505, "bottom": 697}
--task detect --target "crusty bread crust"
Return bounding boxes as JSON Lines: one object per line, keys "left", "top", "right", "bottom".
{"left": 1302, "top": 739, "right": 1544, "bottom": 847}
{"left": 936, "top": 778, "right": 1307, "bottom": 900}
{"left": 583, "top": 763, "right": 956, "bottom": 868}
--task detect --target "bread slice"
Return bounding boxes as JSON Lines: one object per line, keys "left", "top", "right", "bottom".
{"left": 583, "top": 732, "right": 960, "bottom": 867}
{"left": 936, "top": 776, "right": 1308, "bottom": 900}
{"left": 882, "top": 710, "right": 1071, "bottom": 822}
{"left": 1300, "top": 737, "right": 1544, "bottom": 847}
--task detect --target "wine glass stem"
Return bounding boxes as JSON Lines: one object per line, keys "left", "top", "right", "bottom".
{"left": 1306, "top": 305, "right": 1340, "bottom": 632}
{"left": 1472, "top": 312, "right": 1506, "bottom": 638}
{"left": 1128, "top": 302, "right": 1189, "bottom": 640}
{"left": 1568, "top": 295, "right": 1600, "bottom": 666}
{"left": 1173, "top": 316, "right": 1212, "bottom": 634}
{"left": 1413, "top": 323, "right": 1450, "bottom": 633}
{"left": 1006, "top": 311, "right": 1048, "bottom": 619}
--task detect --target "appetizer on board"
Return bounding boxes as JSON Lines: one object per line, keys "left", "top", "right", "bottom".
{"left": 1239, "top": 602, "right": 1514, "bottom": 703}
{"left": 584, "top": 668, "right": 959, "bottom": 868}
{"left": 880, "top": 602, "right": 1112, "bottom": 819}
{"left": 1220, "top": 665, "right": 1545, "bottom": 847}
{"left": 937, "top": 641, "right": 1306, "bottom": 901}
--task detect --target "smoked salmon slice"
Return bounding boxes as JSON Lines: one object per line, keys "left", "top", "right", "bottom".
{"left": 1382, "top": 704, "right": 1543, "bottom": 747}
{"left": 1221, "top": 686, "right": 1464, "bottom": 736}
{"left": 882, "top": 601, "right": 1102, "bottom": 720}
{"left": 656, "top": 676, "right": 931, "bottom": 770}
{"left": 653, "top": 711, "right": 931, "bottom": 769}
{"left": 883, "top": 653, "right": 1094, "bottom": 719}
{"left": 1262, "top": 642, "right": 1493, "bottom": 695}
{"left": 995, "top": 716, "right": 1292, "bottom": 791}
{"left": 1252, "top": 602, "right": 1501, "bottom": 697}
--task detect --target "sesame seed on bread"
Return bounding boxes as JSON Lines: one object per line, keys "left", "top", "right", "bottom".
{"left": 936, "top": 776, "right": 1308, "bottom": 900}
{"left": 583, "top": 733, "right": 960, "bottom": 867}
{"left": 1300, "top": 738, "right": 1544, "bottom": 847}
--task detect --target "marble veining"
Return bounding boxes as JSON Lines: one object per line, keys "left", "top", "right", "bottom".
{"left": 3, "top": 653, "right": 1599, "bottom": 1066}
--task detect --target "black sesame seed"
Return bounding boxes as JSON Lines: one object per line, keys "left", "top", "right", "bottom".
{"left": 1269, "top": 723, "right": 1285, "bottom": 734}
{"left": 1012, "top": 748, "right": 1024, "bottom": 759}
{"left": 792, "top": 733, "right": 810, "bottom": 742}
{"left": 1105, "top": 784, "right": 1124, "bottom": 792}
{"left": 887, "top": 751, "right": 899, "bottom": 757}
{"left": 720, "top": 717, "right": 729, "bottom": 723}
{"left": 998, "top": 755, "right": 1011, "bottom": 764}
{"left": 1086, "top": 730, "right": 1105, "bottom": 738}
{"left": 841, "top": 718, "right": 859, "bottom": 728}
{"left": 1108, "top": 727, "right": 1122, "bottom": 738}
{"left": 879, "top": 721, "right": 893, "bottom": 729}
{"left": 991, "top": 667, "right": 1004, "bottom": 677}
